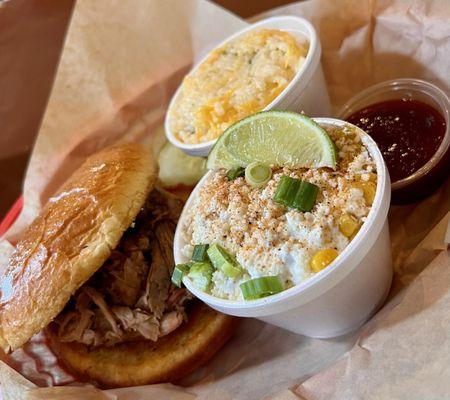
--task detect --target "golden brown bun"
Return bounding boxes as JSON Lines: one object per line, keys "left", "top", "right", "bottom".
{"left": 0, "top": 143, "right": 156, "bottom": 353}
{"left": 46, "top": 302, "right": 238, "bottom": 388}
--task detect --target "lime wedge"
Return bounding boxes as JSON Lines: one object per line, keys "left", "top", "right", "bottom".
{"left": 206, "top": 111, "right": 337, "bottom": 170}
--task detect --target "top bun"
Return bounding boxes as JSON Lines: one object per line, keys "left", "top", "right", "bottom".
{"left": 0, "top": 143, "right": 156, "bottom": 353}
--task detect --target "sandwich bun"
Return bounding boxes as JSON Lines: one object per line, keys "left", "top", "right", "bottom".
{"left": 46, "top": 302, "right": 237, "bottom": 388}
{"left": 0, "top": 143, "right": 156, "bottom": 353}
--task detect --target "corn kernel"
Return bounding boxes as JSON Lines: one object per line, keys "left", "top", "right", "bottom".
{"left": 310, "top": 249, "right": 339, "bottom": 273}
{"left": 349, "top": 227, "right": 361, "bottom": 241}
{"left": 339, "top": 213, "right": 361, "bottom": 238}
{"left": 367, "top": 172, "right": 377, "bottom": 182}
{"left": 353, "top": 181, "right": 376, "bottom": 205}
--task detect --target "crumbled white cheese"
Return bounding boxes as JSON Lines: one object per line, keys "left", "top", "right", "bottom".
{"left": 182, "top": 126, "right": 376, "bottom": 300}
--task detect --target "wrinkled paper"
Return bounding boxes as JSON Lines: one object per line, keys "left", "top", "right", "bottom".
{"left": 1, "top": 0, "right": 450, "bottom": 399}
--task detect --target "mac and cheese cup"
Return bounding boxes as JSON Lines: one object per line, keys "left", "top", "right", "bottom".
{"left": 165, "top": 16, "right": 331, "bottom": 157}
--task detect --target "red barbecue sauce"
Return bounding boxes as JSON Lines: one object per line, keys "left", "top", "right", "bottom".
{"left": 346, "top": 99, "right": 446, "bottom": 183}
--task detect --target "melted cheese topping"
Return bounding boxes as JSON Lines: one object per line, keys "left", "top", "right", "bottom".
{"left": 170, "top": 29, "right": 308, "bottom": 144}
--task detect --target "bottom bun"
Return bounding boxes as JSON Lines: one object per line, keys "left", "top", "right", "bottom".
{"left": 46, "top": 302, "right": 238, "bottom": 388}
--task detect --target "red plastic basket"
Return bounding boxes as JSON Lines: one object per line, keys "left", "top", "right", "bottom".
{"left": 0, "top": 195, "right": 23, "bottom": 237}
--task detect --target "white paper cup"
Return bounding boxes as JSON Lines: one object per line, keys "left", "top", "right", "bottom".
{"left": 174, "top": 118, "right": 392, "bottom": 338}
{"left": 165, "top": 16, "right": 331, "bottom": 157}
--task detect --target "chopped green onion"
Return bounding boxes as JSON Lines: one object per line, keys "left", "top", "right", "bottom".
{"left": 240, "top": 276, "right": 283, "bottom": 300}
{"left": 227, "top": 167, "right": 245, "bottom": 181}
{"left": 171, "top": 263, "right": 191, "bottom": 287}
{"left": 207, "top": 244, "right": 242, "bottom": 279}
{"left": 293, "top": 181, "right": 319, "bottom": 212}
{"left": 273, "top": 175, "right": 319, "bottom": 212}
{"left": 187, "top": 262, "right": 213, "bottom": 292}
{"left": 273, "top": 175, "right": 299, "bottom": 206}
{"left": 191, "top": 244, "right": 209, "bottom": 262}
{"left": 245, "top": 162, "right": 272, "bottom": 188}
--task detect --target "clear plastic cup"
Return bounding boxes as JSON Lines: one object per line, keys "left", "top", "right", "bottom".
{"left": 165, "top": 16, "right": 331, "bottom": 157}
{"left": 338, "top": 79, "right": 450, "bottom": 203}
{"left": 174, "top": 118, "right": 393, "bottom": 338}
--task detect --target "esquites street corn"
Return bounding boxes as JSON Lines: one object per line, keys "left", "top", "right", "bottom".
{"left": 180, "top": 124, "right": 377, "bottom": 300}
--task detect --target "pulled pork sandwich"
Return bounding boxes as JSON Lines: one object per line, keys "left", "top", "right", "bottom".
{"left": 0, "top": 143, "right": 237, "bottom": 388}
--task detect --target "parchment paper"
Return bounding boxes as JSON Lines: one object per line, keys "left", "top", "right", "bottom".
{"left": 1, "top": 0, "right": 450, "bottom": 399}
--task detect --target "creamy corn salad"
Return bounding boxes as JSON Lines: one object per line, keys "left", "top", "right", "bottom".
{"left": 169, "top": 29, "right": 307, "bottom": 144}
{"left": 181, "top": 126, "right": 377, "bottom": 300}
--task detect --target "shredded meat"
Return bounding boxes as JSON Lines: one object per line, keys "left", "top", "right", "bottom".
{"left": 160, "top": 311, "right": 184, "bottom": 336}
{"left": 136, "top": 239, "right": 171, "bottom": 318}
{"left": 111, "top": 306, "right": 159, "bottom": 342}
{"left": 54, "top": 187, "right": 191, "bottom": 347}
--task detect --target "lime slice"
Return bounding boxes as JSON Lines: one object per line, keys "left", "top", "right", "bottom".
{"left": 206, "top": 111, "right": 337, "bottom": 170}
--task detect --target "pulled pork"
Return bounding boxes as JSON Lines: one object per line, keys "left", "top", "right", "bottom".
{"left": 55, "top": 187, "right": 192, "bottom": 347}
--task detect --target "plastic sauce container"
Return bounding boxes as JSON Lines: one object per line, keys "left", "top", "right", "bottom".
{"left": 165, "top": 16, "right": 331, "bottom": 157}
{"left": 174, "top": 118, "right": 393, "bottom": 339}
{"left": 338, "top": 79, "right": 450, "bottom": 203}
